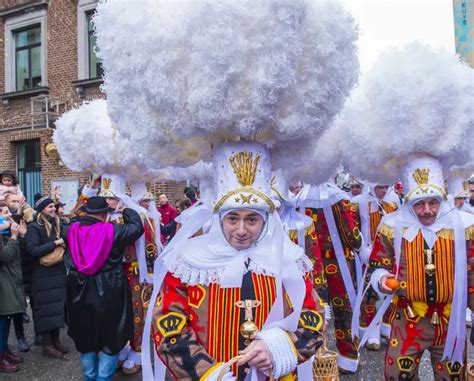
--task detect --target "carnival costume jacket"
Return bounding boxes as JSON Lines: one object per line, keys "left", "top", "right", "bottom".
{"left": 351, "top": 197, "right": 398, "bottom": 333}
{"left": 307, "top": 199, "right": 361, "bottom": 367}
{"left": 368, "top": 213, "right": 474, "bottom": 379}
{"left": 123, "top": 215, "right": 158, "bottom": 353}
{"left": 152, "top": 262, "right": 324, "bottom": 380}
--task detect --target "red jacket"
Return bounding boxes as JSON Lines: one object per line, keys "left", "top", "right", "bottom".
{"left": 158, "top": 203, "right": 177, "bottom": 225}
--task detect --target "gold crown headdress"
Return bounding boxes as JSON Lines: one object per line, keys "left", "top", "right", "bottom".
{"left": 412, "top": 168, "right": 429, "bottom": 185}
{"left": 103, "top": 178, "right": 112, "bottom": 190}
{"left": 213, "top": 146, "right": 275, "bottom": 213}
{"left": 229, "top": 151, "right": 260, "bottom": 187}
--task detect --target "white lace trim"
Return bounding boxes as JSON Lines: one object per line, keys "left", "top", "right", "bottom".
{"left": 257, "top": 327, "right": 298, "bottom": 378}
{"left": 168, "top": 256, "right": 312, "bottom": 286}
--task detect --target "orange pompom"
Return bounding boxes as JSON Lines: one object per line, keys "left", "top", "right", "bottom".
{"left": 385, "top": 278, "right": 399, "bottom": 291}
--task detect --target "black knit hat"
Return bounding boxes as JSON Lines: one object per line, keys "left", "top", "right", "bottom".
{"left": 34, "top": 196, "right": 55, "bottom": 213}
{"left": 34, "top": 193, "right": 43, "bottom": 204}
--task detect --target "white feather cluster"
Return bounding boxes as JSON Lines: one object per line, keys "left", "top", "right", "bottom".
{"left": 93, "top": 0, "right": 359, "bottom": 171}
{"left": 154, "top": 161, "right": 213, "bottom": 182}
{"left": 327, "top": 43, "right": 474, "bottom": 183}
{"left": 53, "top": 100, "right": 149, "bottom": 178}
{"left": 290, "top": 122, "right": 345, "bottom": 184}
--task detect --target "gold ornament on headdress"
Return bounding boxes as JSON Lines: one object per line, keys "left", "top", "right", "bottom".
{"left": 229, "top": 151, "right": 260, "bottom": 186}
{"left": 412, "top": 168, "right": 429, "bottom": 185}
{"left": 463, "top": 181, "right": 468, "bottom": 191}
{"left": 103, "top": 178, "right": 112, "bottom": 190}
{"left": 146, "top": 183, "right": 153, "bottom": 193}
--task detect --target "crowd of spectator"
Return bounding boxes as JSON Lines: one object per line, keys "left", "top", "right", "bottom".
{"left": 0, "top": 169, "right": 192, "bottom": 375}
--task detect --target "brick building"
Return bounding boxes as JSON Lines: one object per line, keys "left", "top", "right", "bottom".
{"left": 0, "top": 0, "right": 187, "bottom": 211}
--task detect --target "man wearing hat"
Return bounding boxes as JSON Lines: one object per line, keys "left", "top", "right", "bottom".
{"left": 147, "top": 143, "right": 325, "bottom": 380}
{"left": 349, "top": 177, "right": 364, "bottom": 199}
{"left": 65, "top": 196, "right": 144, "bottom": 381}
{"left": 448, "top": 178, "right": 472, "bottom": 214}
{"left": 296, "top": 182, "right": 362, "bottom": 374}
{"left": 365, "top": 156, "right": 474, "bottom": 379}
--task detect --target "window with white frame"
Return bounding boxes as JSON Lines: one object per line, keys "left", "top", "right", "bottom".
{"left": 78, "top": 0, "right": 102, "bottom": 80}
{"left": 4, "top": 9, "right": 47, "bottom": 93}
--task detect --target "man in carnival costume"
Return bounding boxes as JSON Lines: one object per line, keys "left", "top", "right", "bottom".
{"left": 295, "top": 182, "right": 362, "bottom": 373}
{"left": 271, "top": 172, "right": 330, "bottom": 325}
{"left": 149, "top": 143, "right": 325, "bottom": 380}
{"left": 467, "top": 177, "right": 474, "bottom": 214}
{"left": 118, "top": 183, "right": 162, "bottom": 375}
{"left": 348, "top": 177, "right": 364, "bottom": 199}
{"left": 448, "top": 177, "right": 472, "bottom": 214}
{"left": 270, "top": 170, "right": 318, "bottom": 273}
{"left": 90, "top": 0, "right": 360, "bottom": 379}
{"left": 364, "top": 156, "right": 474, "bottom": 379}
{"left": 352, "top": 183, "right": 399, "bottom": 350}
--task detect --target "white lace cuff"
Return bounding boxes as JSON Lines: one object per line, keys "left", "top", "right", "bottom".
{"left": 82, "top": 185, "right": 99, "bottom": 198}
{"left": 324, "top": 304, "right": 332, "bottom": 321}
{"left": 256, "top": 327, "right": 298, "bottom": 378}
{"left": 370, "top": 268, "right": 390, "bottom": 296}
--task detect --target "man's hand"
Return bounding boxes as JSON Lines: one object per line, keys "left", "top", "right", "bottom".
{"left": 237, "top": 339, "right": 272, "bottom": 372}
{"left": 54, "top": 238, "right": 65, "bottom": 247}
{"left": 90, "top": 176, "right": 101, "bottom": 189}
{"left": 379, "top": 273, "right": 396, "bottom": 294}
{"left": 18, "top": 220, "right": 27, "bottom": 237}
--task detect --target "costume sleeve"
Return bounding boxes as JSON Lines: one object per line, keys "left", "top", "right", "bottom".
{"left": 284, "top": 272, "right": 324, "bottom": 365}
{"left": 305, "top": 233, "right": 329, "bottom": 305}
{"left": 368, "top": 226, "right": 395, "bottom": 273}
{"left": 467, "top": 235, "right": 474, "bottom": 310}
{"left": 113, "top": 208, "right": 145, "bottom": 248}
{"left": 332, "top": 200, "right": 362, "bottom": 251}
{"left": 152, "top": 273, "right": 216, "bottom": 381}
{"left": 366, "top": 226, "right": 395, "bottom": 294}
{"left": 170, "top": 207, "right": 178, "bottom": 221}
{"left": 81, "top": 184, "right": 99, "bottom": 198}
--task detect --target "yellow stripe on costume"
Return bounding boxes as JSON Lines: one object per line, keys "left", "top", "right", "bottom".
{"left": 200, "top": 362, "right": 223, "bottom": 381}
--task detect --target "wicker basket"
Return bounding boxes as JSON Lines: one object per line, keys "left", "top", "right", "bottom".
{"left": 467, "top": 362, "right": 474, "bottom": 381}
{"left": 312, "top": 336, "right": 339, "bottom": 381}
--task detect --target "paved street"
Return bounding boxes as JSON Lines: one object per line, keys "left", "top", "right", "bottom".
{"left": 4, "top": 305, "right": 474, "bottom": 380}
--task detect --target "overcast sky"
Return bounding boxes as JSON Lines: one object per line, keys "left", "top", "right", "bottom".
{"left": 342, "top": 0, "right": 456, "bottom": 72}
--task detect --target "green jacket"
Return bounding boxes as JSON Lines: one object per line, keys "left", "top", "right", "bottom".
{"left": 0, "top": 236, "right": 26, "bottom": 316}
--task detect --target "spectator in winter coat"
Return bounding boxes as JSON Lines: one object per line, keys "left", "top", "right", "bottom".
{"left": 0, "top": 213, "right": 27, "bottom": 373}
{"left": 26, "top": 196, "right": 68, "bottom": 360}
